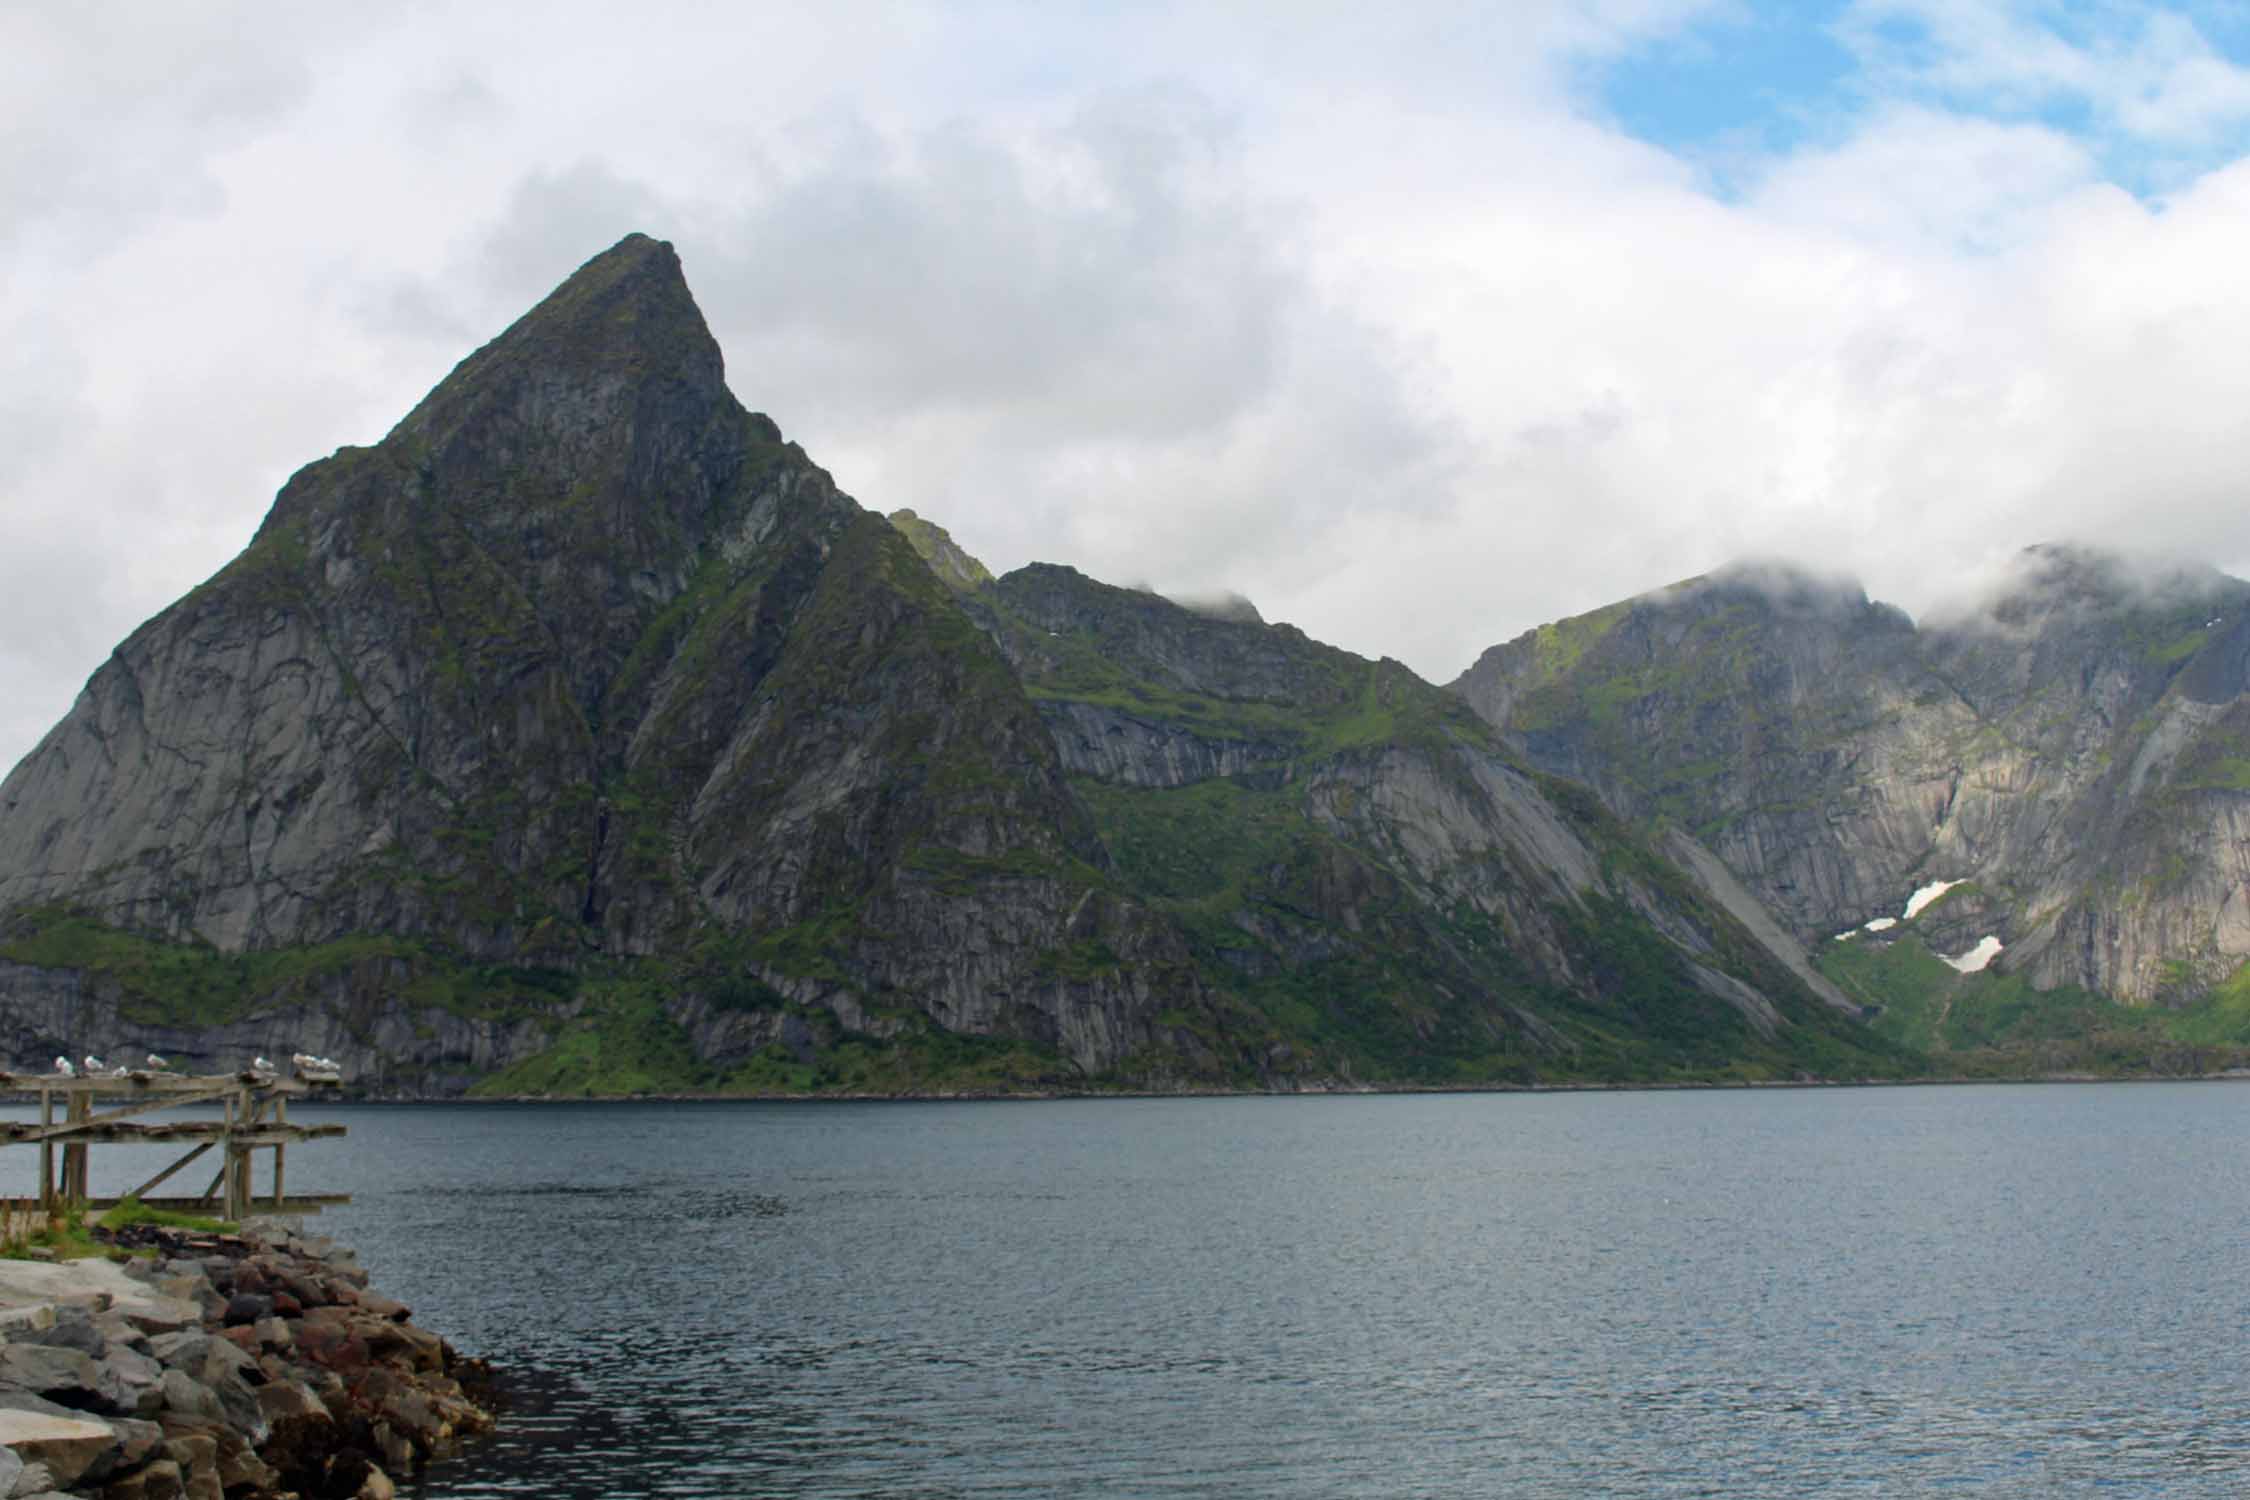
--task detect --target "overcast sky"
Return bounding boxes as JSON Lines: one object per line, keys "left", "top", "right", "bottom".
{"left": 9, "top": 1, "right": 2250, "bottom": 773}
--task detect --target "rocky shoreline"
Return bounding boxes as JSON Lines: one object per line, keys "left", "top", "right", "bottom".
{"left": 0, "top": 1221, "right": 492, "bottom": 1498}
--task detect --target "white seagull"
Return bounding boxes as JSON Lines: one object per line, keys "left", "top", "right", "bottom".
{"left": 145, "top": 1053, "right": 167, "bottom": 1069}
{"left": 252, "top": 1056, "right": 274, "bottom": 1073}
{"left": 53, "top": 1057, "right": 73, "bottom": 1077}
{"left": 82, "top": 1055, "right": 103, "bottom": 1072}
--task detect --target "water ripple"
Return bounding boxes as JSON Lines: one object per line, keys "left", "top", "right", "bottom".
{"left": 204, "top": 1086, "right": 2250, "bottom": 1499}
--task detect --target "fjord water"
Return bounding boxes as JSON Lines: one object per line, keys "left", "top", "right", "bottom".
{"left": 100, "top": 1086, "right": 2250, "bottom": 1494}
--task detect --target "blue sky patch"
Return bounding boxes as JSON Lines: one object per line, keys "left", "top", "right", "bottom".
{"left": 1580, "top": 1, "right": 2250, "bottom": 202}
{"left": 1583, "top": 3, "right": 1861, "bottom": 161}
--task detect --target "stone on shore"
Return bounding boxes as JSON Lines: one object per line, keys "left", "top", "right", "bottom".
{"left": 0, "top": 1409, "right": 117, "bottom": 1488}
{"left": 250, "top": 1382, "right": 325, "bottom": 1425}
{"left": 95, "top": 1455, "right": 179, "bottom": 1499}
{"left": 93, "top": 1350, "right": 165, "bottom": 1420}
{"left": 0, "top": 1348, "right": 98, "bottom": 1407}
{"left": 0, "top": 1220, "right": 492, "bottom": 1499}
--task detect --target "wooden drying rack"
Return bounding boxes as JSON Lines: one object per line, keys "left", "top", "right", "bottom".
{"left": 0, "top": 1068, "right": 351, "bottom": 1220}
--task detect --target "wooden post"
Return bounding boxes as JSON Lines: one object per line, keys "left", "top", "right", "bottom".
{"left": 272, "top": 1095, "right": 287, "bottom": 1210}
{"left": 62, "top": 1091, "right": 89, "bottom": 1204}
{"left": 37, "top": 1086, "right": 52, "bottom": 1213}
{"left": 233, "top": 1093, "right": 254, "bottom": 1221}
{"left": 229, "top": 1087, "right": 266, "bottom": 1222}
{"left": 220, "top": 1088, "right": 240, "bottom": 1222}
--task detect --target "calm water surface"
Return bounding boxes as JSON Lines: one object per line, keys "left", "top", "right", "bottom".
{"left": 41, "top": 1084, "right": 2250, "bottom": 1496}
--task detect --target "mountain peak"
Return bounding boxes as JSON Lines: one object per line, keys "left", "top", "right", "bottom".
{"left": 244, "top": 233, "right": 777, "bottom": 722}
{"left": 1659, "top": 558, "right": 1875, "bottom": 619}
{"left": 1980, "top": 541, "right": 2241, "bottom": 626}
{"left": 1168, "top": 591, "right": 1265, "bottom": 625}
{"left": 395, "top": 232, "right": 726, "bottom": 453}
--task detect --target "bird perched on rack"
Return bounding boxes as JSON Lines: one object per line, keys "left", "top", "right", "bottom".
{"left": 82, "top": 1055, "right": 103, "bottom": 1072}
{"left": 251, "top": 1056, "right": 274, "bottom": 1074}
{"left": 53, "top": 1057, "right": 73, "bottom": 1077}
{"left": 145, "top": 1053, "right": 168, "bottom": 1069}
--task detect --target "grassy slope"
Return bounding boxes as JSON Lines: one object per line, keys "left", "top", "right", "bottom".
{"left": 0, "top": 901, "right": 1095, "bottom": 1096}
{"left": 1820, "top": 932, "right": 2250, "bottom": 1075}
{"left": 1073, "top": 766, "right": 1917, "bottom": 1086}
{"left": 1073, "top": 775, "right": 1549, "bottom": 1083}
{"left": 0, "top": 907, "right": 568, "bottom": 1027}
{"left": 469, "top": 977, "right": 1070, "bottom": 1098}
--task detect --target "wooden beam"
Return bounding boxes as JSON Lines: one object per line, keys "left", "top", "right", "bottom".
{"left": 2, "top": 1122, "right": 346, "bottom": 1145}
{"left": 126, "top": 1141, "right": 214, "bottom": 1203}
{"left": 12, "top": 1086, "right": 238, "bottom": 1141}
{"left": 0, "top": 1071, "right": 337, "bottom": 1097}
{"left": 88, "top": 1083, "right": 239, "bottom": 1128}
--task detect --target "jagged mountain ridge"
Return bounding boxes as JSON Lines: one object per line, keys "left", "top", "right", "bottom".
{"left": 1451, "top": 546, "right": 2250, "bottom": 1012}
{"left": 0, "top": 234, "right": 1909, "bottom": 1092}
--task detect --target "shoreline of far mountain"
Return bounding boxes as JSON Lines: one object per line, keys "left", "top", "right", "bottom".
{"left": 335, "top": 1067, "right": 2250, "bottom": 1105}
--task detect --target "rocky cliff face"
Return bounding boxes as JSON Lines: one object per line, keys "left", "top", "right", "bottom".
{"left": 0, "top": 236, "right": 1219, "bottom": 1088}
{"left": 0, "top": 234, "right": 769, "bottom": 958}
{"left": 957, "top": 563, "right": 1902, "bottom": 1083}
{"left": 1452, "top": 546, "right": 2250, "bottom": 1009}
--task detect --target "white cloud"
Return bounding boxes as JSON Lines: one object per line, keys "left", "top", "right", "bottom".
{"left": 8, "top": 1, "right": 2250, "bottom": 779}
{"left": 1842, "top": 1, "right": 2250, "bottom": 148}
{"left": 1750, "top": 106, "right": 2100, "bottom": 251}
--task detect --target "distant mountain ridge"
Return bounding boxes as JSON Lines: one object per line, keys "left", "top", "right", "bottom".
{"left": 1450, "top": 544, "right": 2250, "bottom": 1054}
{"left": 0, "top": 235, "right": 1911, "bottom": 1094}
